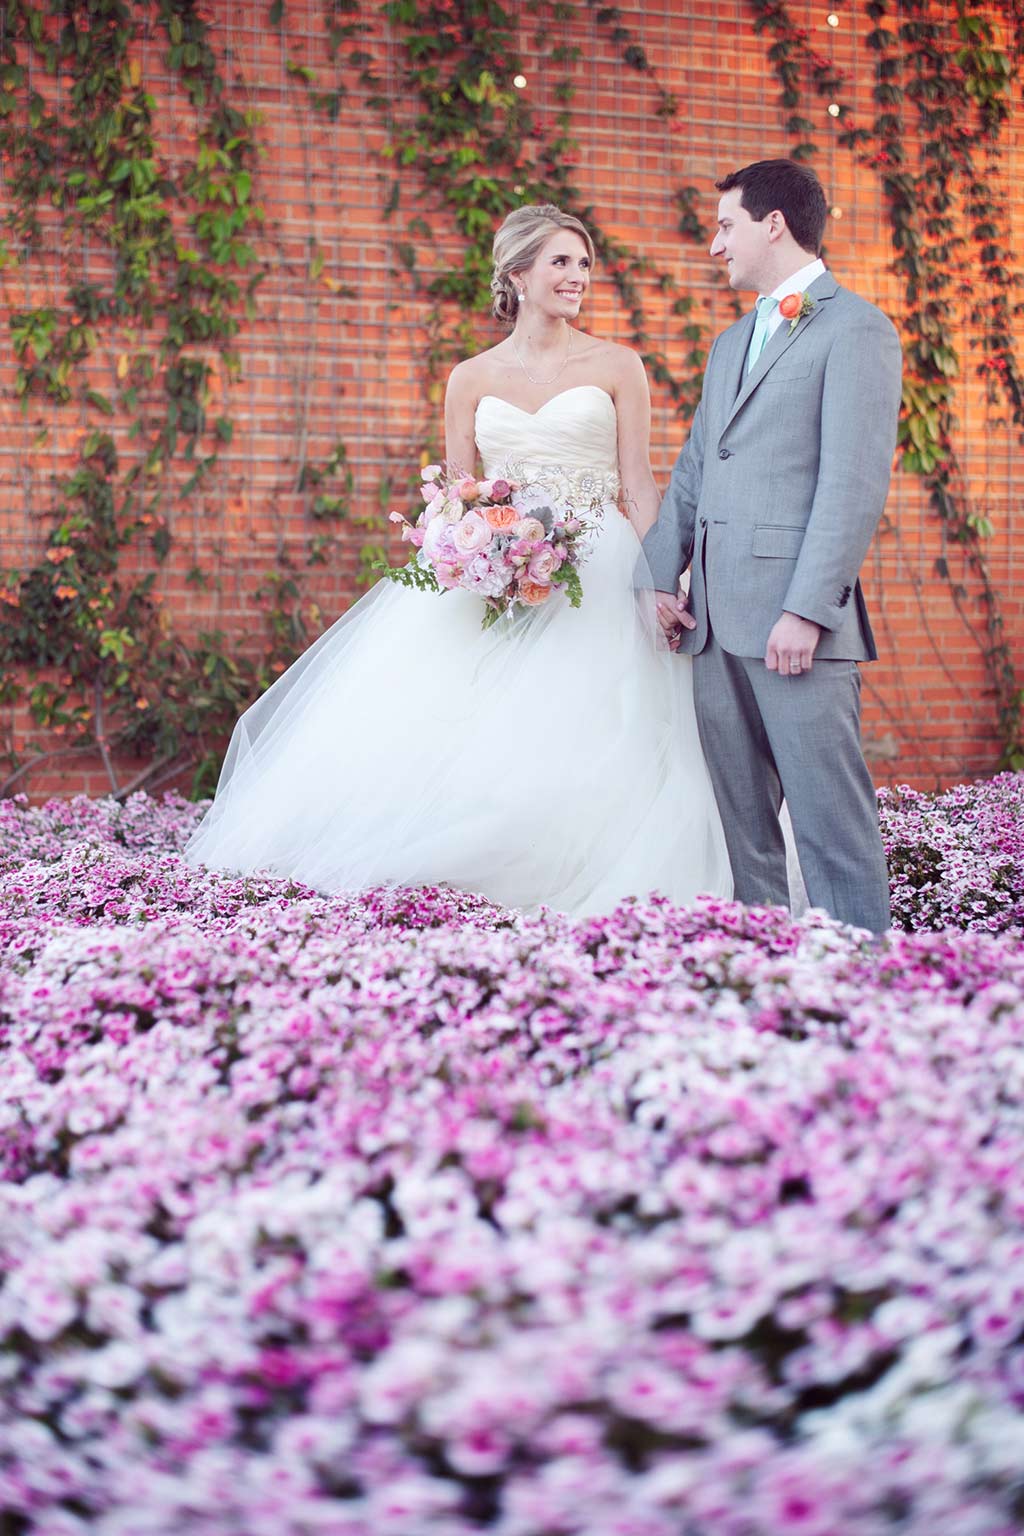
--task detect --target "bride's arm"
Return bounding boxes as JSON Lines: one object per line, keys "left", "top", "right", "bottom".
{"left": 443, "top": 361, "right": 480, "bottom": 476}
{"left": 613, "top": 349, "right": 661, "bottom": 538}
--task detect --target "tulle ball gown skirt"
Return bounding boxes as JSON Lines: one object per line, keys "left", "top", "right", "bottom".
{"left": 185, "top": 505, "right": 732, "bottom": 916}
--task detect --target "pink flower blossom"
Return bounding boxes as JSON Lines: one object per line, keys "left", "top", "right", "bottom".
{"left": 512, "top": 515, "right": 546, "bottom": 541}
{"left": 421, "top": 517, "right": 457, "bottom": 562}
{"left": 451, "top": 510, "right": 493, "bottom": 556}
{"left": 0, "top": 782, "right": 1022, "bottom": 1532}
{"left": 527, "top": 545, "right": 557, "bottom": 584}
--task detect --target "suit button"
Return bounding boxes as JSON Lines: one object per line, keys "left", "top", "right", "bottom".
{"left": 718, "top": 448, "right": 731, "bottom": 460}
{"left": 699, "top": 516, "right": 707, "bottom": 528}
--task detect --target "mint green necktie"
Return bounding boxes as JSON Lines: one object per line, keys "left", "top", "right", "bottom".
{"left": 746, "top": 294, "right": 779, "bottom": 374}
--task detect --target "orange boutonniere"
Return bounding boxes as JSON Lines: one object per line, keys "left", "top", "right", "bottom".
{"left": 778, "top": 290, "right": 816, "bottom": 332}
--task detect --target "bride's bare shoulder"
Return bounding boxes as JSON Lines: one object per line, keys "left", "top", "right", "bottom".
{"left": 575, "top": 335, "right": 649, "bottom": 394}
{"left": 446, "top": 344, "right": 514, "bottom": 403}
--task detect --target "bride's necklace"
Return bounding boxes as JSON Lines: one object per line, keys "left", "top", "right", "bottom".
{"left": 511, "top": 324, "right": 574, "bottom": 386}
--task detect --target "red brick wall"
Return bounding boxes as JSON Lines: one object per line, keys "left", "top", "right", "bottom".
{"left": 2, "top": 0, "right": 1021, "bottom": 801}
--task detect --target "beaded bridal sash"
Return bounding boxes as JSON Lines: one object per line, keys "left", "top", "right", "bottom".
{"left": 500, "top": 461, "right": 620, "bottom": 509}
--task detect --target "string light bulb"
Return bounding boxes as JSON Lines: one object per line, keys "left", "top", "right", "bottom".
{"left": 830, "top": 206, "right": 844, "bottom": 219}
{"left": 827, "top": 12, "right": 840, "bottom": 25}
{"left": 513, "top": 74, "right": 527, "bottom": 89}
{"left": 827, "top": 102, "right": 841, "bottom": 117}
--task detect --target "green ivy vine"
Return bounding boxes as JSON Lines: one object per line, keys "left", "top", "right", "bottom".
{"left": 362, "top": 0, "right": 712, "bottom": 438}
{"left": 2, "top": 0, "right": 1021, "bottom": 800}
{"left": 0, "top": 0, "right": 285, "bottom": 796}
{"left": 750, "top": 0, "right": 1023, "bottom": 769}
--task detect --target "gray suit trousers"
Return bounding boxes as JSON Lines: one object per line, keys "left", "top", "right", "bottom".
{"left": 693, "top": 630, "right": 891, "bottom": 932}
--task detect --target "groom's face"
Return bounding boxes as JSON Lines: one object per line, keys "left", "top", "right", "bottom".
{"left": 710, "top": 188, "right": 770, "bottom": 294}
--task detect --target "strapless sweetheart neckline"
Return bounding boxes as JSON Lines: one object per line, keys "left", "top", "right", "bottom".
{"left": 475, "top": 383, "right": 615, "bottom": 419}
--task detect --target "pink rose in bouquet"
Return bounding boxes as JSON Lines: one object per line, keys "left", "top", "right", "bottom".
{"left": 453, "top": 512, "right": 494, "bottom": 556}
{"left": 527, "top": 546, "right": 557, "bottom": 584}
{"left": 513, "top": 517, "right": 546, "bottom": 542}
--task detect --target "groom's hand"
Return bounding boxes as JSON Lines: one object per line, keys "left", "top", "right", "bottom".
{"left": 766, "top": 611, "right": 821, "bottom": 676}
{"left": 655, "top": 590, "right": 695, "bottom": 652}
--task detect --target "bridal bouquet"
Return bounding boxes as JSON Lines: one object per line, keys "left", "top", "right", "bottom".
{"left": 379, "top": 463, "right": 594, "bottom": 630}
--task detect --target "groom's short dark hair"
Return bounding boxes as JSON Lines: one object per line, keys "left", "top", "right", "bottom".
{"left": 716, "top": 160, "right": 827, "bottom": 256}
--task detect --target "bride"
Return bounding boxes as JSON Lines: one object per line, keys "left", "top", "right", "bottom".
{"left": 184, "top": 204, "right": 733, "bottom": 915}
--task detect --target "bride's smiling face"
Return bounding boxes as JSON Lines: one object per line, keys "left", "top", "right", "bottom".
{"left": 514, "top": 230, "right": 591, "bottom": 319}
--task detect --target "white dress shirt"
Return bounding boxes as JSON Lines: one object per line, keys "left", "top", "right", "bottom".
{"left": 762, "top": 257, "right": 827, "bottom": 341}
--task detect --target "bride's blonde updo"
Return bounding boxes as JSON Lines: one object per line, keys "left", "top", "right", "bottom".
{"left": 490, "top": 204, "right": 596, "bottom": 325}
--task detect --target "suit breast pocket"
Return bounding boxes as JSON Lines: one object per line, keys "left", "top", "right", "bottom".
{"left": 751, "top": 523, "right": 804, "bottom": 558}
{"left": 765, "top": 358, "right": 814, "bottom": 383}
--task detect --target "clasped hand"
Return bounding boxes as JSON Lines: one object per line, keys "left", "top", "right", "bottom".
{"left": 654, "top": 590, "right": 695, "bottom": 652}
{"left": 655, "top": 594, "right": 821, "bottom": 674}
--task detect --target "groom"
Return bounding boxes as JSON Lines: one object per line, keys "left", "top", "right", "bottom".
{"left": 643, "top": 159, "right": 902, "bottom": 931}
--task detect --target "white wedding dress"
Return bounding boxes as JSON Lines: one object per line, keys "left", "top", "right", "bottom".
{"left": 185, "top": 384, "right": 733, "bottom": 914}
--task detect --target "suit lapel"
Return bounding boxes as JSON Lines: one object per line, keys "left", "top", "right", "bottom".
{"left": 716, "top": 310, "right": 756, "bottom": 416}
{"left": 723, "top": 271, "right": 838, "bottom": 431}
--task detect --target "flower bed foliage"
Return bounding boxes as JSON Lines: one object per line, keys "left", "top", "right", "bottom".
{"left": 879, "top": 772, "right": 1024, "bottom": 933}
{"left": 1, "top": 782, "right": 1023, "bottom": 1534}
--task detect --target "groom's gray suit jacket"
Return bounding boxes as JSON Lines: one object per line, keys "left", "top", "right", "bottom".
{"left": 642, "top": 272, "right": 902, "bottom": 658}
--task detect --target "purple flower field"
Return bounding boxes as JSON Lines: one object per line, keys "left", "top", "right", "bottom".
{"left": 1, "top": 781, "right": 1023, "bottom": 1535}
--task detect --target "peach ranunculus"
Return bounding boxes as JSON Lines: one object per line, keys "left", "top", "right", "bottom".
{"left": 452, "top": 511, "right": 493, "bottom": 555}
{"left": 778, "top": 290, "right": 815, "bottom": 330}
{"left": 484, "top": 503, "right": 519, "bottom": 532}
{"left": 454, "top": 476, "right": 480, "bottom": 502}
{"left": 518, "top": 579, "right": 553, "bottom": 606}
{"left": 512, "top": 516, "right": 546, "bottom": 542}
